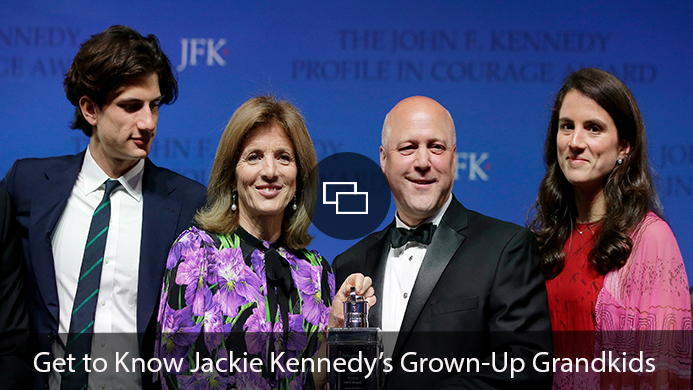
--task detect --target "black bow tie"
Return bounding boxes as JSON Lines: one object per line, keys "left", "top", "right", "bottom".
{"left": 390, "top": 223, "right": 437, "bottom": 248}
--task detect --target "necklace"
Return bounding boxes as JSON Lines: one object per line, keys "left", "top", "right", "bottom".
{"left": 568, "top": 221, "right": 600, "bottom": 255}
{"left": 575, "top": 221, "right": 599, "bottom": 235}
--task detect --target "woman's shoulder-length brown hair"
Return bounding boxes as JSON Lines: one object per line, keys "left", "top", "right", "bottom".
{"left": 195, "top": 95, "right": 318, "bottom": 250}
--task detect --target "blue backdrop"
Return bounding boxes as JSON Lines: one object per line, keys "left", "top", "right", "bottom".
{"left": 1, "top": 1, "right": 691, "bottom": 277}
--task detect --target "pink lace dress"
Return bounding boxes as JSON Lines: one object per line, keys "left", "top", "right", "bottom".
{"left": 550, "top": 212, "right": 691, "bottom": 390}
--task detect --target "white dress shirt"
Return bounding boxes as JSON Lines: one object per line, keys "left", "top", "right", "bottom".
{"left": 381, "top": 195, "right": 452, "bottom": 357}
{"left": 50, "top": 147, "right": 144, "bottom": 390}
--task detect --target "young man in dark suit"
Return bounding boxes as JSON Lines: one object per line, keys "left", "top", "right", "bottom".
{"left": 332, "top": 96, "right": 552, "bottom": 389}
{"left": 1, "top": 25, "right": 207, "bottom": 390}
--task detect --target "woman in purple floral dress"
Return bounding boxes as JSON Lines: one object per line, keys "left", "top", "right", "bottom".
{"left": 156, "top": 96, "right": 335, "bottom": 390}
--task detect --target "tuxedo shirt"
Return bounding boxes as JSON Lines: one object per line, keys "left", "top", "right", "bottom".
{"left": 381, "top": 195, "right": 451, "bottom": 334}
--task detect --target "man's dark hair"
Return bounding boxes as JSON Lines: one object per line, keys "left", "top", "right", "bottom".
{"left": 64, "top": 25, "right": 178, "bottom": 136}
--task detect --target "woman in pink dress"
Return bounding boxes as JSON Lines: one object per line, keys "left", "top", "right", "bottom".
{"left": 530, "top": 68, "right": 691, "bottom": 389}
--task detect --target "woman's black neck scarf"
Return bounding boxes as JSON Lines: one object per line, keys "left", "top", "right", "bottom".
{"left": 236, "top": 227, "right": 293, "bottom": 379}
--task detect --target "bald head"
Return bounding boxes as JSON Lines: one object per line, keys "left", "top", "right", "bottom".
{"left": 382, "top": 96, "right": 456, "bottom": 148}
{"left": 379, "top": 96, "right": 457, "bottom": 227}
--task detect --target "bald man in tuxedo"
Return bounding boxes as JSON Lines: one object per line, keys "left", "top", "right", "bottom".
{"left": 333, "top": 96, "right": 552, "bottom": 389}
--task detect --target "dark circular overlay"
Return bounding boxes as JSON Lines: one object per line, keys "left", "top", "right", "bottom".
{"left": 310, "top": 152, "right": 391, "bottom": 240}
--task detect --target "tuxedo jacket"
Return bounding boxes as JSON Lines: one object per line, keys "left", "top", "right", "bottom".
{"left": 1, "top": 151, "right": 207, "bottom": 389}
{"left": 333, "top": 196, "right": 553, "bottom": 389}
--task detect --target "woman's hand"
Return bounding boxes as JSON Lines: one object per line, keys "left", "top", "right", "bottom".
{"left": 328, "top": 273, "right": 376, "bottom": 328}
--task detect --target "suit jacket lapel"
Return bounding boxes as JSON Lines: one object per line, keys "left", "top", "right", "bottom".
{"left": 29, "top": 152, "right": 85, "bottom": 325}
{"left": 138, "top": 159, "right": 183, "bottom": 335}
{"left": 393, "top": 197, "right": 468, "bottom": 357}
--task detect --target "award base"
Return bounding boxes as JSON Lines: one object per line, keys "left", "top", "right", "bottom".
{"left": 327, "top": 327, "right": 383, "bottom": 390}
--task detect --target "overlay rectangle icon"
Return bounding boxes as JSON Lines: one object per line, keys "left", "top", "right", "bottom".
{"left": 322, "top": 182, "right": 369, "bottom": 215}
{"left": 335, "top": 192, "right": 369, "bottom": 214}
{"left": 323, "top": 182, "right": 358, "bottom": 204}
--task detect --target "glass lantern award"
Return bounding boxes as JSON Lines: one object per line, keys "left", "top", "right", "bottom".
{"left": 328, "top": 287, "right": 383, "bottom": 390}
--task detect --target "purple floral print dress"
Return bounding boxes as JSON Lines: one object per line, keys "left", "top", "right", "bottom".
{"left": 156, "top": 226, "right": 335, "bottom": 390}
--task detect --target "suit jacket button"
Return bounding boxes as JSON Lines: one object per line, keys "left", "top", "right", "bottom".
{"left": 48, "top": 332, "right": 55, "bottom": 340}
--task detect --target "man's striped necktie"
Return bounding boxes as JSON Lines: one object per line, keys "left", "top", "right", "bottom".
{"left": 61, "top": 179, "right": 120, "bottom": 390}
